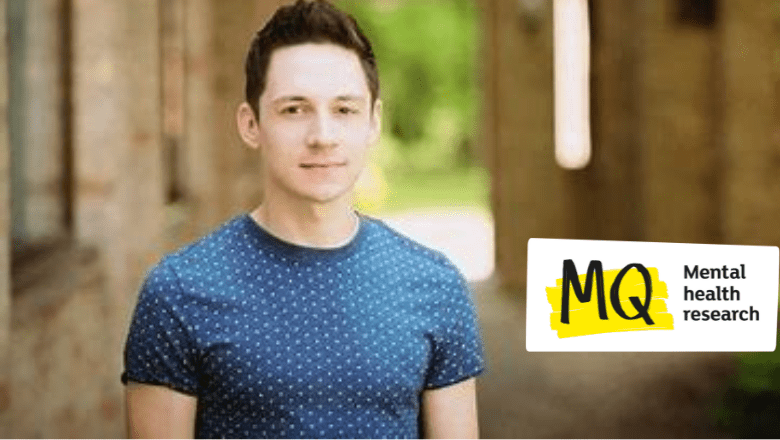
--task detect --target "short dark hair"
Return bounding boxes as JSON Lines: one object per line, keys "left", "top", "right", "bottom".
{"left": 244, "top": 0, "right": 379, "bottom": 119}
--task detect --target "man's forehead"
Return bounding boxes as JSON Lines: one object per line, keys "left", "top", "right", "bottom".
{"left": 263, "top": 42, "right": 370, "bottom": 102}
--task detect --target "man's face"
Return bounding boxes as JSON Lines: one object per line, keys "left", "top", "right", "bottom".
{"left": 255, "top": 42, "right": 380, "bottom": 206}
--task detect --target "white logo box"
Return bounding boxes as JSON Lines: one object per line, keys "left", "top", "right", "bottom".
{"left": 526, "top": 238, "right": 779, "bottom": 352}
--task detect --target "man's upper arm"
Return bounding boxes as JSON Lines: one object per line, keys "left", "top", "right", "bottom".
{"left": 123, "top": 258, "right": 201, "bottom": 438}
{"left": 420, "top": 378, "right": 479, "bottom": 439}
{"left": 126, "top": 381, "right": 198, "bottom": 439}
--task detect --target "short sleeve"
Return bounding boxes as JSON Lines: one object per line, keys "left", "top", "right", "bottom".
{"left": 424, "top": 268, "right": 486, "bottom": 389}
{"left": 121, "top": 259, "right": 200, "bottom": 396}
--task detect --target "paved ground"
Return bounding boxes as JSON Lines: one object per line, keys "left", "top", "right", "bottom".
{"left": 381, "top": 208, "right": 736, "bottom": 438}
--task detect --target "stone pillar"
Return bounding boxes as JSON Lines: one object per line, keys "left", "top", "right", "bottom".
{"left": 213, "top": 1, "right": 277, "bottom": 219}
{"left": 73, "top": 0, "right": 164, "bottom": 287}
{"left": 640, "top": 0, "right": 721, "bottom": 244}
{"left": 161, "top": 0, "right": 186, "bottom": 204}
{"left": 7, "top": 0, "right": 66, "bottom": 244}
{"left": 564, "top": 0, "right": 643, "bottom": 242}
{"left": 183, "top": 0, "right": 221, "bottom": 235}
{"left": 23, "top": 0, "right": 66, "bottom": 241}
{"left": 488, "top": 0, "right": 565, "bottom": 290}
{"left": 72, "top": 1, "right": 164, "bottom": 435}
{"left": 182, "top": 0, "right": 286, "bottom": 237}
{"left": 720, "top": 0, "right": 780, "bottom": 247}
{"left": 0, "top": 1, "right": 11, "bottom": 435}
{"left": 8, "top": 0, "right": 26, "bottom": 244}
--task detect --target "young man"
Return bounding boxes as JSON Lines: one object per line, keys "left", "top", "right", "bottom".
{"left": 122, "top": 1, "right": 484, "bottom": 438}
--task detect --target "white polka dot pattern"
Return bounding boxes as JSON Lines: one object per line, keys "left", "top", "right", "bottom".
{"left": 121, "top": 213, "right": 485, "bottom": 438}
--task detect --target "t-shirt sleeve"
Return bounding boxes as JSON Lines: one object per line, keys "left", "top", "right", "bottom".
{"left": 424, "top": 266, "right": 486, "bottom": 389}
{"left": 121, "top": 258, "right": 200, "bottom": 396}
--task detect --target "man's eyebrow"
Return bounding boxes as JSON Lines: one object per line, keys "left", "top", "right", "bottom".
{"left": 334, "top": 95, "right": 365, "bottom": 102}
{"left": 271, "top": 95, "right": 366, "bottom": 104}
{"left": 271, "top": 96, "right": 307, "bottom": 104}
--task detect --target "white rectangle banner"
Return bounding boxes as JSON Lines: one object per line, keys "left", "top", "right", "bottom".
{"left": 526, "top": 238, "right": 779, "bottom": 351}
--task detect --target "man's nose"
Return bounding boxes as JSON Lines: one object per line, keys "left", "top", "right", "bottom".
{"left": 306, "top": 114, "right": 338, "bottom": 149}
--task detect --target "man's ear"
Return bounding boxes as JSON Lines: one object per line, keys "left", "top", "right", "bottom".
{"left": 368, "top": 99, "right": 382, "bottom": 146}
{"left": 237, "top": 102, "right": 261, "bottom": 149}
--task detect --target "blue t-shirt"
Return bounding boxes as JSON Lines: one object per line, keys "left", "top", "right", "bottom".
{"left": 121, "top": 213, "right": 485, "bottom": 438}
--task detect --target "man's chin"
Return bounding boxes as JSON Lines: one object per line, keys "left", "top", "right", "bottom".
{"left": 297, "top": 186, "right": 352, "bottom": 205}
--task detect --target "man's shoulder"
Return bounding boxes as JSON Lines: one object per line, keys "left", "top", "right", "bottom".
{"left": 169, "top": 214, "right": 250, "bottom": 260}
{"left": 145, "top": 214, "right": 252, "bottom": 281}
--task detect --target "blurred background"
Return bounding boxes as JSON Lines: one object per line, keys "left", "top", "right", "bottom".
{"left": 0, "top": 0, "right": 778, "bottom": 437}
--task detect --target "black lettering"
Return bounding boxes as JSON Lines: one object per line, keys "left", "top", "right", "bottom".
{"left": 684, "top": 310, "right": 691, "bottom": 320}
{"left": 751, "top": 306, "right": 759, "bottom": 321}
{"left": 560, "top": 260, "right": 607, "bottom": 324}
{"left": 610, "top": 263, "right": 654, "bottom": 325}
{"left": 691, "top": 310, "right": 701, "bottom": 321}
{"left": 684, "top": 265, "right": 699, "bottom": 279}
{"left": 710, "top": 310, "right": 720, "bottom": 320}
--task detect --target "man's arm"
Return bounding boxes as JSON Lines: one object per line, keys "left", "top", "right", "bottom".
{"left": 420, "top": 378, "right": 479, "bottom": 439}
{"left": 126, "top": 381, "right": 198, "bottom": 438}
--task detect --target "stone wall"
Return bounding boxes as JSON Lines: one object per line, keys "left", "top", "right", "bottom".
{"left": 0, "top": 1, "right": 288, "bottom": 436}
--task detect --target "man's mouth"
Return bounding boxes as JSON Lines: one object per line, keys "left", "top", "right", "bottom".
{"left": 300, "top": 162, "right": 346, "bottom": 168}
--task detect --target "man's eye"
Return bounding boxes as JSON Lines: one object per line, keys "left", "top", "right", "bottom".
{"left": 281, "top": 106, "right": 302, "bottom": 114}
{"left": 337, "top": 107, "right": 358, "bottom": 114}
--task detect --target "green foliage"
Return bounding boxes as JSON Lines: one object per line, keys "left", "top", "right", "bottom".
{"left": 337, "top": 0, "right": 480, "bottom": 171}
{"left": 710, "top": 315, "right": 780, "bottom": 437}
{"left": 355, "top": 167, "right": 489, "bottom": 215}
{"left": 736, "top": 347, "right": 780, "bottom": 392}
{"left": 382, "top": 167, "right": 489, "bottom": 213}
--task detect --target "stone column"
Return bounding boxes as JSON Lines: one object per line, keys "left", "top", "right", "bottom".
{"left": 640, "top": 1, "right": 721, "bottom": 244}
{"left": 23, "top": 0, "right": 66, "bottom": 241}
{"left": 161, "top": 0, "right": 186, "bottom": 204}
{"left": 72, "top": 1, "right": 164, "bottom": 435}
{"left": 564, "top": 0, "right": 643, "bottom": 242}
{"left": 183, "top": 0, "right": 221, "bottom": 235}
{"left": 0, "top": 1, "right": 11, "bottom": 435}
{"left": 720, "top": 0, "right": 780, "bottom": 247}
{"left": 212, "top": 0, "right": 276, "bottom": 220}
{"left": 182, "top": 0, "right": 287, "bottom": 238}
{"left": 73, "top": 0, "right": 164, "bottom": 292}
{"left": 489, "top": 0, "right": 565, "bottom": 291}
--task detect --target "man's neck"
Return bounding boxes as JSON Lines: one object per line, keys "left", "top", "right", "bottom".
{"left": 249, "top": 194, "right": 359, "bottom": 249}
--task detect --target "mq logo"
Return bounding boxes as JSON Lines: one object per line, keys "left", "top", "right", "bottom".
{"left": 545, "top": 260, "right": 674, "bottom": 338}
